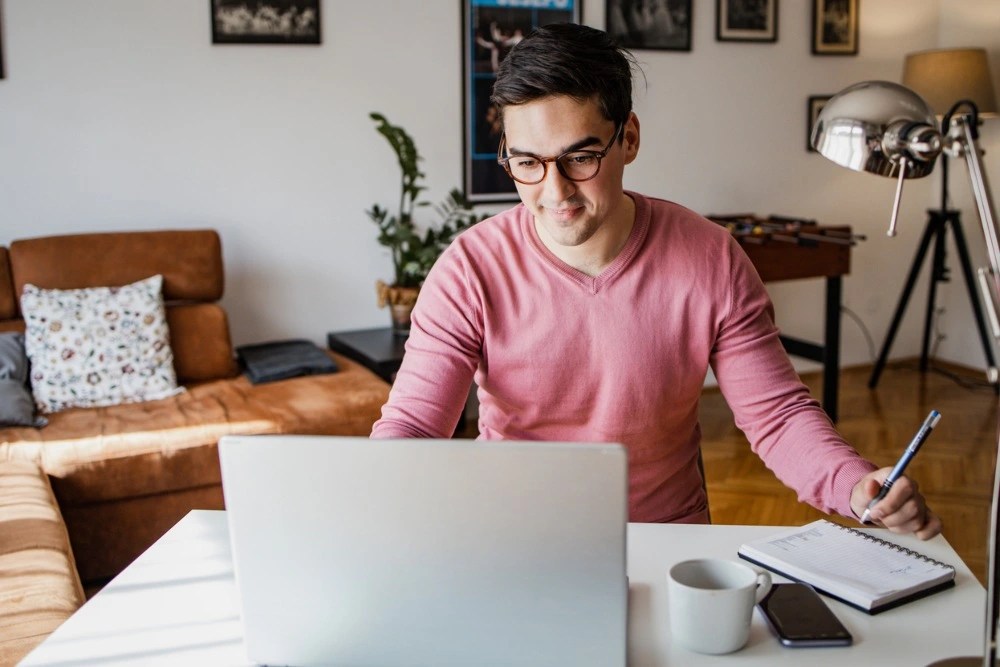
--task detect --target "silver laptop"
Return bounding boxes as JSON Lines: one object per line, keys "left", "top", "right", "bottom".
{"left": 218, "top": 435, "right": 628, "bottom": 667}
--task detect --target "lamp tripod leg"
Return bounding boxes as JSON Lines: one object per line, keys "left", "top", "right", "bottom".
{"left": 948, "top": 213, "right": 1000, "bottom": 391}
{"left": 921, "top": 219, "right": 948, "bottom": 372}
{"left": 869, "top": 215, "right": 941, "bottom": 389}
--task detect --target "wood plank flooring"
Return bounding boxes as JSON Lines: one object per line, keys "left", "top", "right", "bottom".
{"left": 700, "top": 359, "right": 997, "bottom": 585}
{"left": 459, "top": 358, "right": 998, "bottom": 585}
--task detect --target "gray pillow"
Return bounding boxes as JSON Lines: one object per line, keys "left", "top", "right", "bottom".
{"left": 0, "top": 332, "right": 47, "bottom": 428}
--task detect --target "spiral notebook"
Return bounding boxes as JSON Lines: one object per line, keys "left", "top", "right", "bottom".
{"left": 737, "top": 519, "right": 956, "bottom": 614}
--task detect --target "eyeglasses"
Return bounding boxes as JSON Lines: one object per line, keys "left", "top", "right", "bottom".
{"left": 496, "top": 123, "right": 623, "bottom": 185}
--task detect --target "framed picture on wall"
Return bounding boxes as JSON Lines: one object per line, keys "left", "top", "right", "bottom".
{"left": 716, "top": 0, "right": 778, "bottom": 43}
{"left": 211, "top": 0, "right": 321, "bottom": 45}
{"left": 607, "top": 0, "right": 692, "bottom": 52}
{"left": 462, "top": 0, "right": 581, "bottom": 204}
{"left": 807, "top": 95, "right": 832, "bottom": 152}
{"left": 811, "top": 0, "right": 858, "bottom": 55}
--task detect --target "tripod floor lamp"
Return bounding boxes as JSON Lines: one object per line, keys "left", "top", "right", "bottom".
{"left": 811, "top": 54, "right": 999, "bottom": 667}
{"left": 866, "top": 48, "right": 999, "bottom": 390}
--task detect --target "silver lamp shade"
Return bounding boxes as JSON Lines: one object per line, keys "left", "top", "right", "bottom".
{"left": 811, "top": 80, "right": 941, "bottom": 179}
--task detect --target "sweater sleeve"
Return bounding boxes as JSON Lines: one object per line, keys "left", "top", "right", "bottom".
{"left": 710, "top": 237, "right": 876, "bottom": 519}
{"left": 370, "top": 242, "right": 482, "bottom": 439}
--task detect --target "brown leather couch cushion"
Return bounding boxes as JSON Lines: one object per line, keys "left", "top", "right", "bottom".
{"left": 0, "top": 351, "right": 390, "bottom": 584}
{"left": 0, "top": 460, "right": 85, "bottom": 666}
{"left": 6, "top": 230, "right": 237, "bottom": 383}
{"left": 0, "top": 320, "right": 24, "bottom": 335}
{"left": 167, "top": 303, "right": 238, "bottom": 383}
{"left": 0, "top": 248, "right": 14, "bottom": 320}
{"left": 0, "top": 228, "right": 394, "bottom": 588}
{"left": 1, "top": 352, "right": 389, "bottom": 504}
{"left": 8, "top": 230, "right": 224, "bottom": 307}
{"left": 0, "top": 302, "right": 237, "bottom": 384}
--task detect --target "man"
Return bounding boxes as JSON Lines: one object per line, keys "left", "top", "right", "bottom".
{"left": 372, "top": 23, "right": 941, "bottom": 540}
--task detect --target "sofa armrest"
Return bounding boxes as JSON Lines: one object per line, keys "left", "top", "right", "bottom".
{"left": 0, "top": 460, "right": 85, "bottom": 665}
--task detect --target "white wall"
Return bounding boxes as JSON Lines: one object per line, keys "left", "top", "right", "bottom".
{"left": 1, "top": 0, "right": 998, "bottom": 375}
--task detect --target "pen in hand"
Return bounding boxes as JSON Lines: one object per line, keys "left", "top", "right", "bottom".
{"left": 860, "top": 409, "right": 942, "bottom": 525}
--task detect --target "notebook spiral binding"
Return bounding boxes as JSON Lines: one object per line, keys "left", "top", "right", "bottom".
{"left": 827, "top": 520, "right": 954, "bottom": 569}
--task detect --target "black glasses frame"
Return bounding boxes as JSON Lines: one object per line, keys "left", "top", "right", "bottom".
{"left": 496, "top": 123, "right": 624, "bottom": 185}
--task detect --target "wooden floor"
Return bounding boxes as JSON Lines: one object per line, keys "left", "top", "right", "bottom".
{"left": 458, "top": 358, "right": 999, "bottom": 585}
{"left": 700, "top": 359, "right": 997, "bottom": 586}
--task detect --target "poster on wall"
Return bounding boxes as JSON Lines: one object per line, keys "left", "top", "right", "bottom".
{"left": 462, "top": 0, "right": 581, "bottom": 204}
{"left": 211, "top": 0, "right": 321, "bottom": 45}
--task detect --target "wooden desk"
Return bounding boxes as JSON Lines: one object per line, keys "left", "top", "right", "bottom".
{"left": 717, "top": 217, "right": 855, "bottom": 423}
{"left": 21, "top": 510, "right": 984, "bottom": 666}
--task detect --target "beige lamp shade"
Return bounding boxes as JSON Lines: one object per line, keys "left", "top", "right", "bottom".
{"left": 902, "top": 47, "right": 998, "bottom": 117}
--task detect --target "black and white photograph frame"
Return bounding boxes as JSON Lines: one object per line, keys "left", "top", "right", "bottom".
{"left": 811, "top": 0, "right": 858, "bottom": 56}
{"left": 462, "top": 0, "right": 581, "bottom": 204}
{"left": 716, "top": 0, "right": 778, "bottom": 43}
{"left": 211, "top": 0, "right": 321, "bottom": 45}
{"left": 606, "top": 0, "right": 693, "bottom": 52}
{"left": 807, "top": 95, "right": 832, "bottom": 152}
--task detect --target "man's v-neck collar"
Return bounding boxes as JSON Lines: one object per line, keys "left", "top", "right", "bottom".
{"left": 524, "top": 192, "right": 649, "bottom": 294}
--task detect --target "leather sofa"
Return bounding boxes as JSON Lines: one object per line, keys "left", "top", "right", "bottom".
{"left": 0, "top": 230, "right": 391, "bottom": 588}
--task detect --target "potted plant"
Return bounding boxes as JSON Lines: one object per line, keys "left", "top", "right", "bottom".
{"left": 367, "top": 112, "right": 484, "bottom": 335}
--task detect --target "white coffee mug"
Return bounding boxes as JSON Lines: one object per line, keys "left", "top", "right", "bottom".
{"left": 667, "top": 558, "right": 772, "bottom": 654}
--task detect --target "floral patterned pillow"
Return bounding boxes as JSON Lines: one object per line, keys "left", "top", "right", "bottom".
{"left": 21, "top": 275, "right": 184, "bottom": 414}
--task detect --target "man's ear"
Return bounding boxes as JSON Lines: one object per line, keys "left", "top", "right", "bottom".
{"left": 623, "top": 112, "right": 640, "bottom": 165}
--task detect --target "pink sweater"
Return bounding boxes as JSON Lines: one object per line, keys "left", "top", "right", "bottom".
{"left": 372, "top": 193, "right": 876, "bottom": 523}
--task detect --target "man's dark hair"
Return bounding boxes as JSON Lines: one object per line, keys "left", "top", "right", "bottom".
{"left": 490, "top": 23, "right": 639, "bottom": 129}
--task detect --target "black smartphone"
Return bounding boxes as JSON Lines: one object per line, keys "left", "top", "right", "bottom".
{"left": 757, "top": 583, "right": 853, "bottom": 647}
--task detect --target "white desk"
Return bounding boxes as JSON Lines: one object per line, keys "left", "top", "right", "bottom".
{"left": 21, "top": 510, "right": 985, "bottom": 666}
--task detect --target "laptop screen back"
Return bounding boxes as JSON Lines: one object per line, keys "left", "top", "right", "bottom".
{"left": 219, "top": 435, "right": 628, "bottom": 667}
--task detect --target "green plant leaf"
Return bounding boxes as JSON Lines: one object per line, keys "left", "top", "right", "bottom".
{"left": 367, "top": 112, "right": 490, "bottom": 286}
